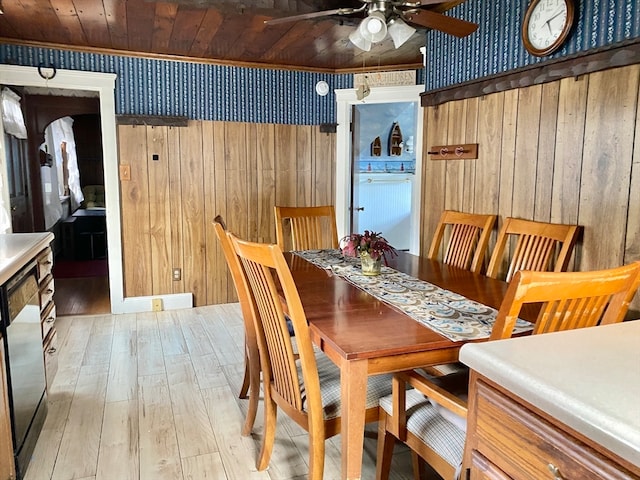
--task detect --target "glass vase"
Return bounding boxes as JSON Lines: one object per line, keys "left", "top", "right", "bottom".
{"left": 360, "top": 251, "right": 382, "bottom": 276}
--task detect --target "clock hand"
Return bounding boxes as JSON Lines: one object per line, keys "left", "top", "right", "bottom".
{"left": 543, "top": 7, "right": 565, "bottom": 25}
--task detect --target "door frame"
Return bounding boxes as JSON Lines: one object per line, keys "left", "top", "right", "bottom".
{"left": 0, "top": 65, "right": 192, "bottom": 313}
{"left": 335, "top": 84, "right": 424, "bottom": 254}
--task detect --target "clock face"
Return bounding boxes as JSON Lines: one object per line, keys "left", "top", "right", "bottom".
{"left": 523, "top": 0, "right": 574, "bottom": 56}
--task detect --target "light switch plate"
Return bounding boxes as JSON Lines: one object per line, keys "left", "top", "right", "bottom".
{"left": 119, "top": 164, "right": 131, "bottom": 181}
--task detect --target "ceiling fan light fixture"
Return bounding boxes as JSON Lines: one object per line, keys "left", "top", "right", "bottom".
{"left": 387, "top": 17, "right": 416, "bottom": 48}
{"left": 349, "top": 28, "right": 372, "bottom": 51}
{"left": 359, "top": 11, "right": 387, "bottom": 43}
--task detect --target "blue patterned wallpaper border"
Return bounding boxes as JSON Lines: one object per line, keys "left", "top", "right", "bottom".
{"left": 425, "top": 0, "right": 640, "bottom": 91}
{"left": 0, "top": 44, "right": 362, "bottom": 125}
{"left": 0, "top": 45, "right": 425, "bottom": 125}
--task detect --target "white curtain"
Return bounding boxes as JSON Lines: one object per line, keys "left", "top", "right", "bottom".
{"left": 40, "top": 144, "right": 63, "bottom": 230}
{"left": 46, "top": 117, "right": 83, "bottom": 210}
{"left": 0, "top": 87, "right": 29, "bottom": 232}
{"left": 1, "top": 87, "right": 27, "bottom": 139}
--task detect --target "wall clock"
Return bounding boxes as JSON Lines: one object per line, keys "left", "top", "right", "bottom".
{"left": 522, "top": 0, "right": 575, "bottom": 57}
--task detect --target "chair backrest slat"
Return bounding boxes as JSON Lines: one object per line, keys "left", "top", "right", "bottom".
{"left": 428, "top": 210, "right": 497, "bottom": 274}
{"left": 230, "top": 234, "right": 324, "bottom": 420}
{"left": 487, "top": 217, "right": 580, "bottom": 281}
{"left": 212, "top": 216, "right": 259, "bottom": 365}
{"left": 490, "top": 262, "right": 640, "bottom": 340}
{"left": 275, "top": 205, "right": 339, "bottom": 251}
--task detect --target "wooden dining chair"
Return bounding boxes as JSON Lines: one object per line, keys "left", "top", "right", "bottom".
{"left": 229, "top": 233, "right": 393, "bottom": 480}
{"left": 427, "top": 210, "right": 497, "bottom": 274}
{"left": 485, "top": 217, "right": 580, "bottom": 282}
{"left": 274, "top": 205, "right": 339, "bottom": 251}
{"left": 375, "top": 261, "right": 640, "bottom": 480}
{"left": 212, "top": 216, "right": 261, "bottom": 436}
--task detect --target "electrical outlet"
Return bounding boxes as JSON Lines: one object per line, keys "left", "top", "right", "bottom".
{"left": 152, "top": 298, "right": 163, "bottom": 312}
{"left": 172, "top": 268, "right": 181, "bottom": 281}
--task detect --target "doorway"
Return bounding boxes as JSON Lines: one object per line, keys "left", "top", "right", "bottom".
{"left": 335, "top": 84, "right": 424, "bottom": 254}
{"left": 0, "top": 65, "right": 192, "bottom": 314}
{"left": 351, "top": 101, "right": 417, "bottom": 250}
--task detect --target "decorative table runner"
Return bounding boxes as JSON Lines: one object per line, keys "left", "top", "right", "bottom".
{"left": 294, "top": 249, "right": 533, "bottom": 342}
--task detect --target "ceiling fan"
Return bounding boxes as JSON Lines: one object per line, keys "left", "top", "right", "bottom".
{"left": 264, "top": 0, "right": 478, "bottom": 51}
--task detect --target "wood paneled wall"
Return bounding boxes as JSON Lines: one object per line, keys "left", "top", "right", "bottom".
{"left": 118, "top": 121, "right": 335, "bottom": 306}
{"left": 118, "top": 63, "right": 640, "bottom": 312}
{"left": 420, "top": 64, "right": 640, "bottom": 309}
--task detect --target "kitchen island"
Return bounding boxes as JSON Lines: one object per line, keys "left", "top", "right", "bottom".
{"left": 0, "top": 232, "right": 56, "bottom": 479}
{"left": 460, "top": 321, "right": 640, "bottom": 479}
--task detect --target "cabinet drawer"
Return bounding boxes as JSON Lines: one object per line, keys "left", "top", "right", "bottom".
{"left": 469, "top": 450, "right": 511, "bottom": 480}
{"left": 474, "top": 380, "right": 636, "bottom": 480}
{"left": 36, "top": 247, "right": 54, "bottom": 281}
{"left": 41, "top": 302, "right": 56, "bottom": 342}
{"left": 44, "top": 330, "right": 58, "bottom": 390}
{"left": 39, "top": 275, "right": 55, "bottom": 312}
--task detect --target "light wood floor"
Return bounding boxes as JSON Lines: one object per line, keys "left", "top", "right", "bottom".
{"left": 25, "top": 303, "right": 417, "bottom": 480}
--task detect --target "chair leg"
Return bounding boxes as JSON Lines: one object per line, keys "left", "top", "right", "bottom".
{"left": 376, "top": 412, "right": 396, "bottom": 480}
{"left": 256, "top": 395, "right": 278, "bottom": 471}
{"left": 307, "top": 427, "right": 326, "bottom": 480}
{"left": 242, "top": 349, "right": 261, "bottom": 436}
{"left": 411, "top": 450, "right": 422, "bottom": 480}
{"left": 239, "top": 349, "right": 250, "bottom": 399}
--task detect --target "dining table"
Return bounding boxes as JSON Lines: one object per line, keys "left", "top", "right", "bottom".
{"left": 283, "top": 250, "right": 534, "bottom": 480}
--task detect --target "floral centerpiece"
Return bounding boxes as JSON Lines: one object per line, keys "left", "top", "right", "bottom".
{"left": 340, "top": 230, "right": 397, "bottom": 275}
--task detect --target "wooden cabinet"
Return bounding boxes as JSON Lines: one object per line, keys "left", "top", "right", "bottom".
{"left": 0, "top": 339, "right": 16, "bottom": 480}
{"left": 36, "top": 246, "right": 57, "bottom": 389}
{"left": 464, "top": 371, "right": 640, "bottom": 480}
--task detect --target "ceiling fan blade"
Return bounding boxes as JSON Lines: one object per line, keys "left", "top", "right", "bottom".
{"left": 403, "top": 9, "right": 478, "bottom": 37}
{"left": 264, "top": 7, "right": 360, "bottom": 25}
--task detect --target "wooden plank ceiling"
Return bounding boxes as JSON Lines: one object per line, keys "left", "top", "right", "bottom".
{"left": 0, "top": 0, "right": 466, "bottom": 72}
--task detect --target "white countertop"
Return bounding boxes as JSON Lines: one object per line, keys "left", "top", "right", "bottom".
{"left": 460, "top": 321, "right": 640, "bottom": 467}
{"left": 0, "top": 233, "right": 54, "bottom": 285}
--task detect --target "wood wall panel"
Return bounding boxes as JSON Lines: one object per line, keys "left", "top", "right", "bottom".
{"left": 462, "top": 97, "right": 479, "bottom": 213}
{"left": 296, "top": 126, "right": 312, "bottom": 206}
{"left": 551, "top": 77, "right": 589, "bottom": 270}
{"left": 147, "top": 126, "right": 173, "bottom": 295}
{"left": 166, "top": 127, "right": 185, "bottom": 295}
{"left": 420, "top": 103, "right": 449, "bottom": 255}
{"left": 274, "top": 124, "right": 297, "bottom": 207}
{"left": 312, "top": 130, "right": 336, "bottom": 206}
{"left": 445, "top": 100, "right": 466, "bottom": 211}
{"left": 119, "top": 125, "right": 152, "bottom": 297}
{"left": 551, "top": 76, "right": 588, "bottom": 226}
{"left": 421, "top": 63, "right": 640, "bottom": 311}
{"left": 579, "top": 66, "right": 639, "bottom": 271}
{"left": 202, "top": 121, "right": 218, "bottom": 305}
{"left": 211, "top": 121, "right": 229, "bottom": 303}
{"left": 179, "top": 122, "right": 207, "bottom": 305}
{"left": 255, "top": 123, "right": 276, "bottom": 243}
{"left": 534, "top": 82, "right": 560, "bottom": 222}
{"left": 118, "top": 121, "right": 336, "bottom": 306}
{"left": 474, "top": 93, "right": 503, "bottom": 217}
{"left": 627, "top": 85, "right": 640, "bottom": 265}
{"left": 512, "top": 85, "right": 542, "bottom": 221}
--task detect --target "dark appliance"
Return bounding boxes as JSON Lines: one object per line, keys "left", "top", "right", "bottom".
{"left": 1, "top": 261, "right": 47, "bottom": 479}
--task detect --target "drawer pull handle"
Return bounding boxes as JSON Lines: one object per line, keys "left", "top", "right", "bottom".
{"left": 547, "top": 464, "right": 565, "bottom": 480}
{"left": 47, "top": 347, "right": 57, "bottom": 354}
{"left": 46, "top": 289, "right": 54, "bottom": 294}
{"left": 46, "top": 317, "right": 55, "bottom": 323}
{"left": 43, "top": 260, "right": 52, "bottom": 265}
